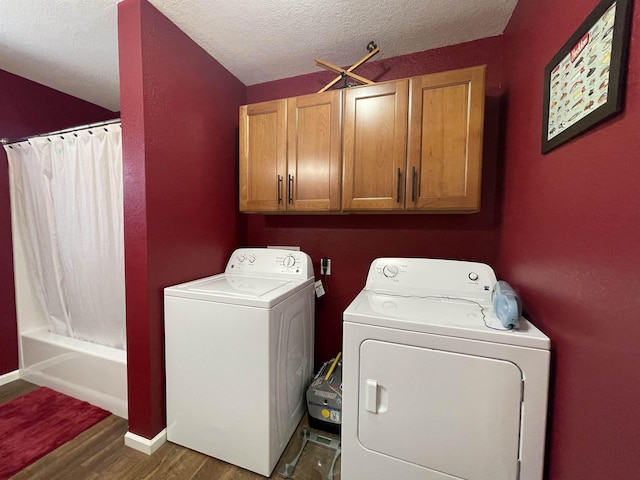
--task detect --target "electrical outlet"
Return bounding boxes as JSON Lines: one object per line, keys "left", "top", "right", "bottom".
{"left": 321, "top": 258, "right": 332, "bottom": 275}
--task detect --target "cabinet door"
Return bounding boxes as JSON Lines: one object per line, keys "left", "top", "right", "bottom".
{"left": 343, "top": 80, "right": 409, "bottom": 211}
{"left": 287, "top": 91, "right": 342, "bottom": 212}
{"left": 407, "top": 66, "right": 485, "bottom": 212}
{"left": 239, "top": 100, "right": 286, "bottom": 212}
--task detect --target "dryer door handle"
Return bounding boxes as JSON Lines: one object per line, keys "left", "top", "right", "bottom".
{"left": 365, "top": 379, "right": 378, "bottom": 413}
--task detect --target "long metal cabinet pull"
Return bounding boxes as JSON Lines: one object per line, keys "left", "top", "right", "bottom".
{"left": 396, "top": 168, "right": 402, "bottom": 203}
{"left": 277, "top": 175, "right": 283, "bottom": 204}
{"left": 411, "top": 166, "right": 417, "bottom": 202}
{"left": 288, "top": 174, "right": 294, "bottom": 204}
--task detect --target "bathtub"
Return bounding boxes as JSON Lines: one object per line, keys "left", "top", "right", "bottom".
{"left": 11, "top": 213, "right": 128, "bottom": 419}
{"left": 19, "top": 328, "right": 128, "bottom": 418}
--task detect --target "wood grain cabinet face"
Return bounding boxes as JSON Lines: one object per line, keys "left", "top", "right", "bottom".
{"left": 239, "top": 91, "right": 341, "bottom": 212}
{"left": 342, "top": 80, "right": 409, "bottom": 211}
{"left": 287, "top": 90, "right": 342, "bottom": 212}
{"left": 239, "top": 100, "right": 286, "bottom": 212}
{"left": 239, "top": 65, "right": 486, "bottom": 214}
{"left": 407, "top": 66, "right": 486, "bottom": 212}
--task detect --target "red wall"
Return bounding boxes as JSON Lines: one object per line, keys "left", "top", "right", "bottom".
{"left": 0, "top": 69, "right": 114, "bottom": 376}
{"left": 118, "top": 0, "right": 245, "bottom": 439}
{"left": 246, "top": 37, "right": 505, "bottom": 365}
{"left": 498, "top": 0, "right": 640, "bottom": 478}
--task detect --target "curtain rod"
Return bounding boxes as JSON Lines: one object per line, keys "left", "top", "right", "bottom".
{"left": 1, "top": 118, "right": 121, "bottom": 146}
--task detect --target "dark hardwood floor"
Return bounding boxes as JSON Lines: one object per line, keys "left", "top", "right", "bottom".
{"left": 2, "top": 380, "right": 341, "bottom": 479}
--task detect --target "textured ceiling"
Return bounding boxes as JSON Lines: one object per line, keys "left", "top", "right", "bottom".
{"left": 0, "top": 0, "right": 517, "bottom": 112}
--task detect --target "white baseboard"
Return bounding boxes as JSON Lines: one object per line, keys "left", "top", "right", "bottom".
{"left": 124, "top": 429, "right": 167, "bottom": 455}
{"left": 0, "top": 370, "right": 20, "bottom": 387}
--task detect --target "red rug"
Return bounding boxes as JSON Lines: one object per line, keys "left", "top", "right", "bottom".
{"left": 0, "top": 387, "right": 110, "bottom": 479}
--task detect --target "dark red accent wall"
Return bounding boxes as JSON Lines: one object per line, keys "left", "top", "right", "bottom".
{"left": 0, "top": 69, "right": 114, "bottom": 376}
{"left": 498, "top": 0, "right": 640, "bottom": 478}
{"left": 118, "top": 0, "right": 245, "bottom": 439}
{"left": 246, "top": 37, "right": 505, "bottom": 366}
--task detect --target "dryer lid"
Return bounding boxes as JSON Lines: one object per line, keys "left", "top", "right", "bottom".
{"left": 344, "top": 290, "right": 550, "bottom": 349}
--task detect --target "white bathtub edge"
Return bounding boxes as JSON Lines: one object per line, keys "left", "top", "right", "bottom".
{"left": 124, "top": 429, "right": 167, "bottom": 455}
{"left": 21, "top": 328, "right": 126, "bottom": 363}
{"left": 0, "top": 370, "right": 20, "bottom": 387}
{"left": 19, "top": 330, "right": 128, "bottom": 419}
{"left": 19, "top": 368, "right": 128, "bottom": 419}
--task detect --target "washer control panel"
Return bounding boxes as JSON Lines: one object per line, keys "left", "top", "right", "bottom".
{"left": 282, "top": 254, "right": 297, "bottom": 268}
{"left": 367, "top": 257, "right": 497, "bottom": 302}
{"left": 225, "top": 248, "right": 313, "bottom": 279}
{"left": 382, "top": 264, "right": 399, "bottom": 278}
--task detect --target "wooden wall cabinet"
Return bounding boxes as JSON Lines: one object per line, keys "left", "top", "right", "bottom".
{"left": 407, "top": 65, "right": 485, "bottom": 212}
{"left": 240, "top": 65, "right": 486, "bottom": 214}
{"left": 239, "top": 99, "right": 286, "bottom": 212}
{"left": 342, "top": 65, "right": 486, "bottom": 213}
{"left": 342, "top": 80, "right": 409, "bottom": 211}
{"left": 239, "top": 90, "right": 342, "bottom": 213}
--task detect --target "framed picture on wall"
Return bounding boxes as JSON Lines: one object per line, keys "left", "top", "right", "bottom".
{"left": 541, "top": 0, "right": 633, "bottom": 154}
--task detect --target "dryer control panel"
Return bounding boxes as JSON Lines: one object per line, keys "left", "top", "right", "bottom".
{"left": 225, "top": 248, "right": 314, "bottom": 280}
{"left": 365, "top": 257, "right": 497, "bottom": 303}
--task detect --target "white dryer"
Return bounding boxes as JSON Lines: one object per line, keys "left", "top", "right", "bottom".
{"left": 164, "top": 248, "right": 315, "bottom": 476}
{"left": 342, "top": 257, "right": 550, "bottom": 480}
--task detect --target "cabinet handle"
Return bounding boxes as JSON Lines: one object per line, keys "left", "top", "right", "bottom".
{"left": 277, "top": 175, "right": 283, "bottom": 204}
{"left": 288, "top": 174, "right": 294, "bottom": 204}
{"left": 396, "top": 168, "right": 402, "bottom": 203}
{"left": 411, "top": 166, "right": 417, "bottom": 202}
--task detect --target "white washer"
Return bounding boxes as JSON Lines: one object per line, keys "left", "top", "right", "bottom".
{"left": 342, "top": 257, "right": 550, "bottom": 480}
{"left": 164, "top": 248, "right": 315, "bottom": 476}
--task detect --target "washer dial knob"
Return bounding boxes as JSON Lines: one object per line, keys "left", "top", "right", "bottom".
{"left": 468, "top": 272, "right": 479, "bottom": 281}
{"left": 382, "top": 264, "right": 399, "bottom": 278}
{"left": 283, "top": 255, "right": 296, "bottom": 268}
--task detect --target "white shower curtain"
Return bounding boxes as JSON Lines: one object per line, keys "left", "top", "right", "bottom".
{"left": 4, "top": 124, "right": 126, "bottom": 350}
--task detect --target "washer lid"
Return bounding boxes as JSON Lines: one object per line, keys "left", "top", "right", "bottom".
{"left": 189, "top": 275, "right": 291, "bottom": 297}
{"left": 343, "top": 290, "right": 550, "bottom": 350}
{"left": 164, "top": 273, "right": 311, "bottom": 308}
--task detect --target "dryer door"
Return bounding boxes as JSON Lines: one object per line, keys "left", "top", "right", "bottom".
{"left": 358, "top": 340, "right": 523, "bottom": 480}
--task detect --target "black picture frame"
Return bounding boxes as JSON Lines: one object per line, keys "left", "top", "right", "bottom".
{"left": 541, "top": 0, "right": 633, "bottom": 154}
